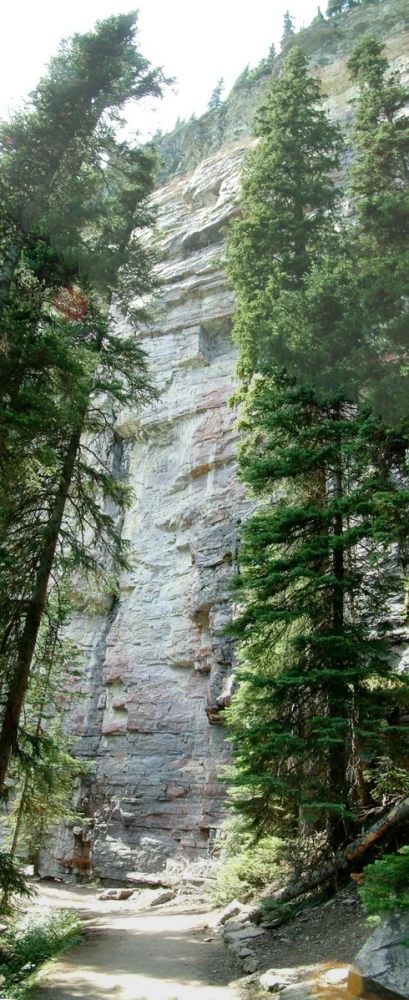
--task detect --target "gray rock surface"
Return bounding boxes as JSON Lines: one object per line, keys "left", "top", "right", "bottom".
{"left": 98, "top": 888, "right": 134, "bottom": 900}
{"left": 215, "top": 900, "right": 248, "bottom": 926}
{"left": 39, "top": 21, "right": 409, "bottom": 881}
{"left": 224, "top": 926, "right": 266, "bottom": 943}
{"left": 149, "top": 889, "right": 176, "bottom": 906}
{"left": 279, "top": 986, "right": 313, "bottom": 1000}
{"left": 349, "top": 914, "right": 409, "bottom": 1000}
{"left": 41, "top": 139, "right": 252, "bottom": 881}
{"left": 126, "top": 871, "right": 175, "bottom": 888}
{"left": 259, "top": 969, "right": 303, "bottom": 992}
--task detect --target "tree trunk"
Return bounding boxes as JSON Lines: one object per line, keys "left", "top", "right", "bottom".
{"left": 0, "top": 230, "right": 24, "bottom": 320}
{"left": 0, "top": 425, "right": 82, "bottom": 794}
{"left": 250, "top": 796, "right": 409, "bottom": 920}
{"left": 327, "top": 402, "right": 348, "bottom": 850}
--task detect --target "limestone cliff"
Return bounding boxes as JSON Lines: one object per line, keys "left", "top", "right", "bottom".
{"left": 45, "top": 139, "right": 253, "bottom": 881}
{"left": 45, "top": 8, "right": 409, "bottom": 881}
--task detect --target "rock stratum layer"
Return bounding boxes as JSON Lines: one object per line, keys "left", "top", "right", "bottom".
{"left": 45, "top": 138, "right": 253, "bottom": 881}
{"left": 44, "top": 23, "right": 409, "bottom": 881}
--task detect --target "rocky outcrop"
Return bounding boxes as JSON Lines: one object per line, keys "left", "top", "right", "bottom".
{"left": 157, "top": 3, "right": 409, "bottom": 183}
{"left": 349, "top": 914, "right": 409, "bottom": 1000}
{"left": 43, "top": 139, "right": 254, "bottom": 881}
{"left": 43, "top": 10, "right": 409, "bottom": 881}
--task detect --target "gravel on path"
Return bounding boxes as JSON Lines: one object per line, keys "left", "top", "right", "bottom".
{"left": 29, "top": 882, "right": 242, "bottom": 1000}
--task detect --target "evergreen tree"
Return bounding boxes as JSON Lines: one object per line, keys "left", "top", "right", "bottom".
{"left": 282, "top": 11, "right": 296, "bottom": 42}
{"left": 0, "top": 13, "right": 163, "bottom": 319}
{"left": 312, "top": 7, "right": 326, "bottom": 23}
{"left": 0, "top": 14, "right": 163, "bottom": 796}
{"left": 207, "top": 78, "right": 225, "bottom": 111}
{"left": 226, "top": 377, "right": 409, "bottom": 844}
{"left": 261, "top": 37, "right": 409, "bottom": 423}
{"left": 3, "top": 586, "right": 90, "bottom": 883}
{"left": 347, "top": 35, "right": 409, "bottom": 419}
{"left": 226, "top": 46, "right": 341, "bottom": 384}
{"left": 225, "top": 44, "right": 409, "bottom": 853}
{"left": 348, "top": 36, "right": 409, "bottom": 245}
{"left": 268, "top": 44, "right": 277, "bottom": 65}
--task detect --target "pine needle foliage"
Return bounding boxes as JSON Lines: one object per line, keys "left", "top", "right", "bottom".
{"left": 359, "top": 846, "right": 409, "bottom": 914}
{"left": 226, "top": 375, "right": 409, "bottom": 842}
{"left": 0, "top": 13, "right": 164, "bottom": 800}
{"left": 225, "top": 46, "right": 342, "bottom": 386}
{"left": 225, "top": 42, "right": 409, "bottom": 855}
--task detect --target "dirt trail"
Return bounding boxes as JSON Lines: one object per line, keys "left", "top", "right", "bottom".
{"left": 30, "top": 883, "right": 241, "bottom": 1000}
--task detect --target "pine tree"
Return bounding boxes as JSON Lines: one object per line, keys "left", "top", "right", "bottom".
{"left": 226, "top": 46, "right": 341, "bottom": 384}
{"left": 0, "top": 14, "right": 163, "bottom": 796}
{"left": 282, "top": 11, "right": 296, "bottom": 43}
{"left": 0, "top": 13, "right": 163, "bottom": 317}
{"left": 346, "top": 36, "right": 409, "bottom": 423}
{"left": 208, "top": 78, "right": 224, "bottom": 111}
{"left": 312, "top": 7, "right": 326, "bottom": 23}
{"left": 225, "top": 44, "right": 409, "bottom": 854}
{"left": 261, "top": 38, "right": 409, "bottom": 423}
{"left": 4, "top": 588, "right": 90, "bottom": 880}
{"left": 226, "top": 377, "right": 409, "bottom": 844}
{"left": 268, "top": 44, "right": 277, "bottom": 65}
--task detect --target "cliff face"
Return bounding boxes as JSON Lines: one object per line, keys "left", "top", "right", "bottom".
{"left": 45, "top": 13, "right": 409, "bottom": 881}
{"left": 45, "top": 139, "right": 253, "bottom": 881}
{"left": 157, "top": 1, "right": 409, "bottom": 183}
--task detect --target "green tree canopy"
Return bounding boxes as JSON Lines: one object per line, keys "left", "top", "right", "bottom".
{"left": 282, "top": 10, "right": 296, "bottom": 41}
{"left": 224, "top": 41, "right": 409, "bottom": 857}
{"left": 0, "top": 12, "right": 164, "bottom": 799}
{"left": 226, "top": 46, "right": 341, "bottom": 384}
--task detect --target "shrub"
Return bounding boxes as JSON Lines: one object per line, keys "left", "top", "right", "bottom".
{"left": 213, "top": 820, "right": 286, "bottom": 905}
{"left": 359, "top": 847, "right": 409, "bottom": 915}
{"left": 0, "top": 909, "right": 82, "bottom": 998}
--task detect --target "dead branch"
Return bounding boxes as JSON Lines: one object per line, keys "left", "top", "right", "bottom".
{"left": 250, "top": 796, "right": 409, "bottom": 921}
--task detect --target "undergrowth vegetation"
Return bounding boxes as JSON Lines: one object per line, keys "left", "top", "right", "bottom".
{"left": 0, "top": 910, "right": 82, "bottom": 999}
{"left": 360, "top": 847, "right": 409, "bottom": 915}
{"left": 213, "top": 820, "right": 286, "bottom": 905}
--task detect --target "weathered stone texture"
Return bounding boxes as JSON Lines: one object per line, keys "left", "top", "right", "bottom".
{"left": 349, "top": 914, "right": 409, "bottom": 1000}
{"left": 44, "top": 22, "right": 409, "bottom": 880}
{"left": 44, "top": 139, "right": 253, "bottom": 881}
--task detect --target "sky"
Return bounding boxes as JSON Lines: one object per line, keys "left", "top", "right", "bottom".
{"left": 0, "top": 0, "right": 320, "bottom": 138}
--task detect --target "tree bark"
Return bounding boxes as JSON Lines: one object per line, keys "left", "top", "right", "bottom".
{"left": 327, "top": 402, "right": 348, "bottom": 850}
{"left": 250, "top": 796, "right": 409, "bottom": 920}
{"left": 0, "top": 425, "right": 82, "bottom": 794}
{"left": 0, "top": 230, "right": 24, "bottom": 320}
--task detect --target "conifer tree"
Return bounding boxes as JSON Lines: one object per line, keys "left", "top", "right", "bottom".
{"left": 225, "top": 45, "right": 409, "bottom": 853}
{"left": 226, "top": 378, "right": 409, "bottom": 844}
{"left": 0, "top": 13, "right": 163, "bottom": 318}
{"left": 0, "top": 14, "right": 164, "bottom": 796}
{"left": 312, "top": 7, "right": 326, "bottom": 23}
{"left": 282, "top": 11, "right": 296, "bottom": 42}
{"left": 226, "top": 46, "right": 341, "bottom": 384}
{"left": 208, "top": 78, "right": 225, "bottom": 111}
{"left": 346, "top": 36, "right": 409, "bottom": 422}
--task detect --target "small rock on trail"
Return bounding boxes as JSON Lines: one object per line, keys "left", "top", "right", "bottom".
{"left": 29, "top": 882, "right": 242, "bottom": 1000}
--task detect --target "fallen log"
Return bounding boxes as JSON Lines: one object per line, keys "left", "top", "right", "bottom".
{"left": 250, "top": 796, "right": 409, "bottom": 920}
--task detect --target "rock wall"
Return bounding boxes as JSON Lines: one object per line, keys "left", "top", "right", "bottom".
{"left": 44, "top": 139, "right": 254, "bottom": 881}
{"left": 157, "top": 2, "right": 409, "bottom": 183}
{"left": 44, "top": 18, "right": 409, "bottom": 881}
